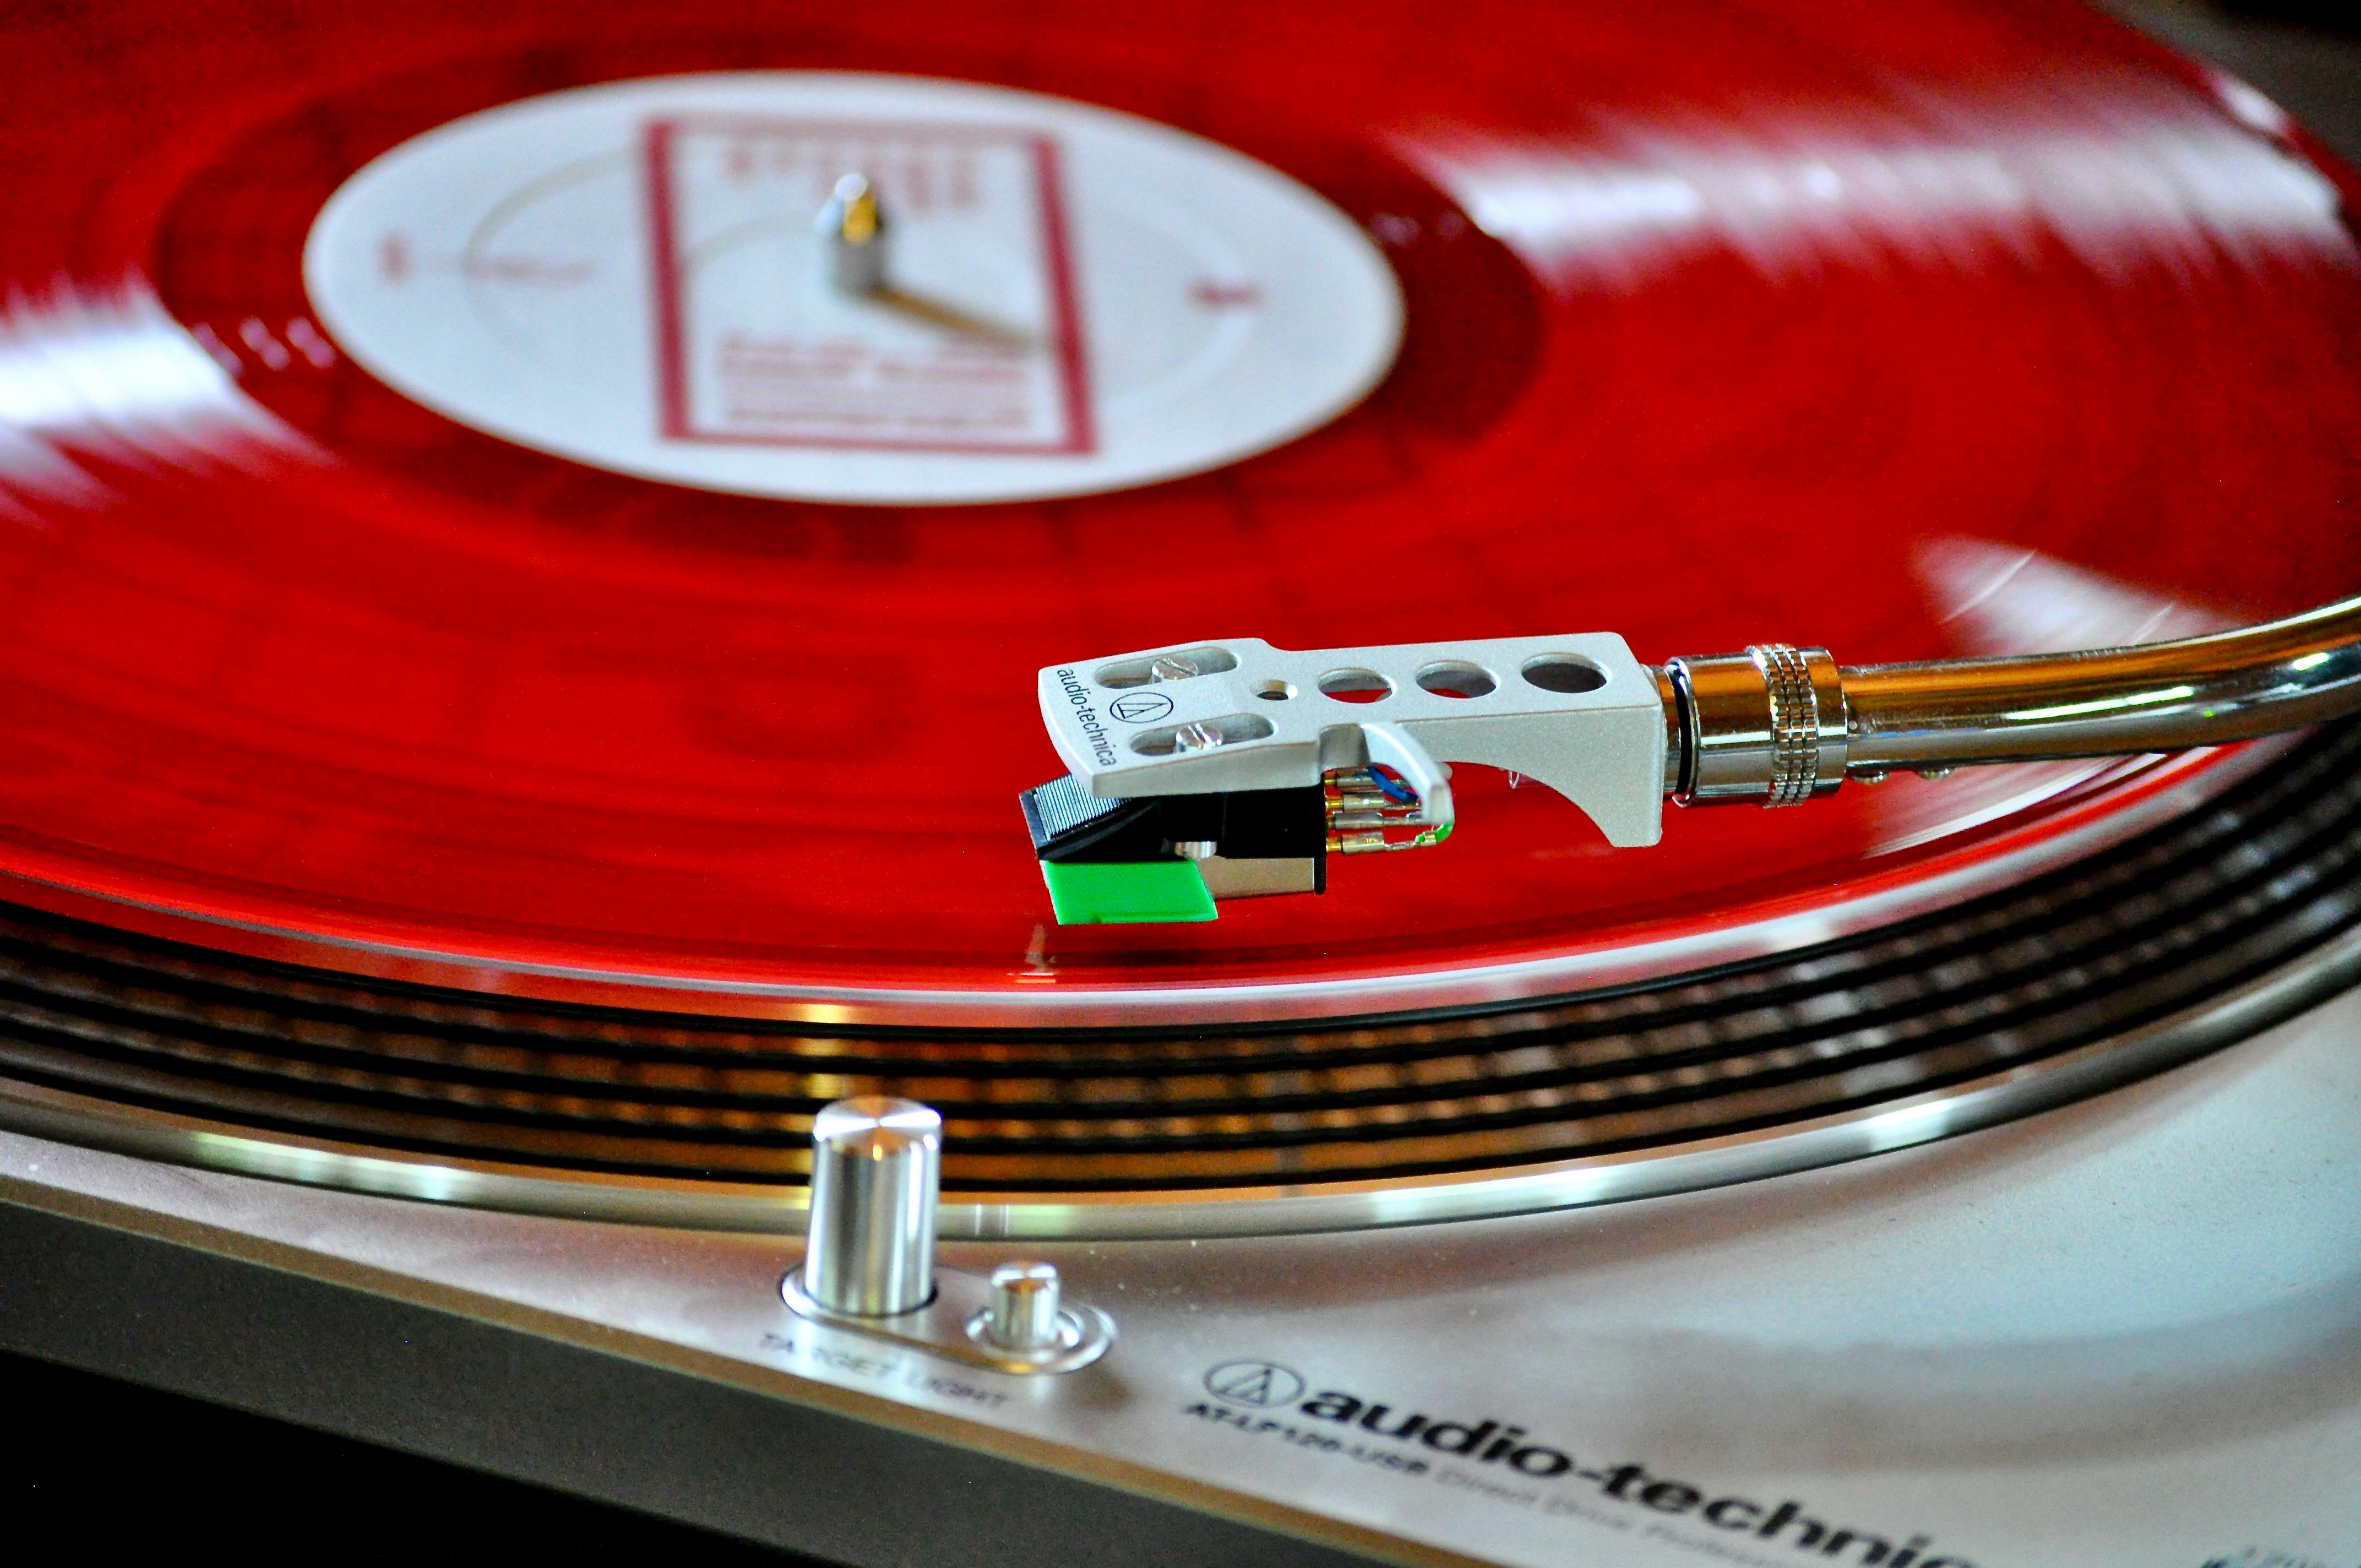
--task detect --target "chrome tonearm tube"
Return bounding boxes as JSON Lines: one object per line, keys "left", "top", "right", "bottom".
{"left": 1021, "top": 596, "right": 2361, "bottom": 923}
{"left": 1670, "top": 594, "right": 2361, "bottom": 804}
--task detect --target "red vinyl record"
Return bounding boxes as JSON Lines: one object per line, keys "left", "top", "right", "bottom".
{"left": 5, "top": 0, "right": 2360, "bottom": 1021}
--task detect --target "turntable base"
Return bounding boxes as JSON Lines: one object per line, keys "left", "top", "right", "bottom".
{"left": 6, "top": 979, "right": 2358, "bottom": 1566}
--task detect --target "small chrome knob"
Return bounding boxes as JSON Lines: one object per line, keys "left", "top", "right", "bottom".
{"left": 802, "top": 1097, "right": 940, "bottom": 1316}
{"left": 981, "top": 1261, "right": 1064, "bottom": 1353}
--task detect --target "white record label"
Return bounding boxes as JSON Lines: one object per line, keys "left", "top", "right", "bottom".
{"left": 303, "top": 72, "right": 1405, "bottom": 504}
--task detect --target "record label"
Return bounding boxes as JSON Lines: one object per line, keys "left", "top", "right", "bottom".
{"left": 302, "top": 72, "right": 1405, "bottom": 504}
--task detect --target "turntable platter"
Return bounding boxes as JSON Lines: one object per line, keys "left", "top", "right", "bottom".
{"left": 4, "top": 0, "right": 2360, "bottom": 1031}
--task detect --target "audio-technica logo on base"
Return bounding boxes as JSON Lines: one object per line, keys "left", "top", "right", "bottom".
{"left": 1203, "top": 1360, "right": 1307, "bottom": 1408}
{"left": 1194, "top": 1360, "right": 1982, "bottom": 1568}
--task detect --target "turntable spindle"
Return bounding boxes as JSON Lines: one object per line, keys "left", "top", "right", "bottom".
{"left": 815, "top": 172, "right": 891, "bottom": 296}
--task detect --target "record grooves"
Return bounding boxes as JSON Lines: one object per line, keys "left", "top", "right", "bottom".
{"left": 2, "top": 718, "right": 2358, "bottom": 1215}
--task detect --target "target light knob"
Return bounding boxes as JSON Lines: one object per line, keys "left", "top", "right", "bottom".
{"left": 802, "top": 1097, "right": 942, "bottom": 1317}
{"left": 785, "top": 1096, "right": 1114, "bottom": 1373}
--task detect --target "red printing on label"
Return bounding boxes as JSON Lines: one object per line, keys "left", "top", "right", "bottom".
{"left": 643, "top": 114, "right": 1096, "bottom": 456}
